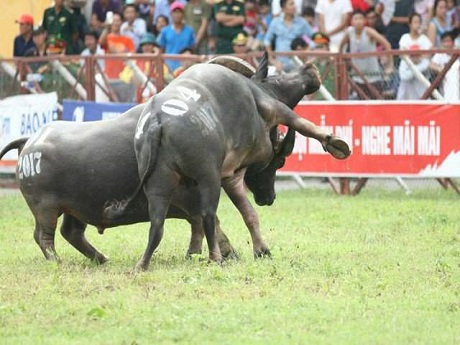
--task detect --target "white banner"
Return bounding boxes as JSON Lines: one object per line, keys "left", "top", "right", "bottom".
{"left": 0, "top": 93, "right": 58, "bottom": 172}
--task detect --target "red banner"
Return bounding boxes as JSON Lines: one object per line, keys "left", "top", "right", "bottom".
{"left": 282, "top": 101, "right": 460, "bottom": 177}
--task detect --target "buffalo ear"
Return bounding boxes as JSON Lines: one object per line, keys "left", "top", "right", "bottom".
{"left": 253, "top": 51, "right": 269, "bottom": 81}
{"left": 280, "top": 127, "right": 296, "bottom": 157}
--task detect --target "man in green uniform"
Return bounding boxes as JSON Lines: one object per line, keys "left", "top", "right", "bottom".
{"left": 184, "top": 0, "right": 212, "bottom": 55}
{"left": 213, "top": 0, "right": 245, "bottom": 54}
{"left": 42, "top": 0, "right": 78, "bottom": 54}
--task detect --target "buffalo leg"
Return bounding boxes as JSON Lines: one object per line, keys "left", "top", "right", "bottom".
{"left": 33, "top": 219, "right": 60, "bottom": 262}
{"left": 135, "top": 199, "right": 168, "bottom": 271}
{"left": 60, "top": 215, "right": 108, "bottom": 264}
{"left": 135, "top": 171, "right": 178, "bottom": 271}
{"left": 222, "top": 174, "right": 271, "bottom": 258}
{"left": 199, "top": 183, "right": 223, "bottom": 263}
{"left": 187, "top": 217, "right": 204, "bottom": 256}
{"left": 187, "top": 216, "right": 238, "bottom": 259}
{"left": 215, "top": 217, "right": 238, "bottom": 259}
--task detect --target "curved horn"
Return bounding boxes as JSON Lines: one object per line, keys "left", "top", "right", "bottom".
{"left": 206, "top": 56, "right": 255, "bottom": 78}
{"left": 253, "top": 51, "right": 269, "bottom": 81}
{"left": 279, "top": 127, "right": 296, "bottom": 157}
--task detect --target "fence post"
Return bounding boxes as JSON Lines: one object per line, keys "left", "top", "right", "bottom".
{"left": 84, "top": 56, "right": 96, "bottom": 101}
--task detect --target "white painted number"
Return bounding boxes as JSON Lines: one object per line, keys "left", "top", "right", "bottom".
{"left": 18, "top": 151, "right": 42, "bottom": 179}
{"left": 177, "top": 86, "right": 201, "bottom": 102}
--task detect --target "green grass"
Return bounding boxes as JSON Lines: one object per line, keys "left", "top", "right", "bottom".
{"left": 0, "top": 187, "right": 459, "bottom": 344}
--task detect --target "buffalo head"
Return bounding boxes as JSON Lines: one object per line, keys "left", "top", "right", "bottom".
{"left": 244, "top": 127, "right": 296, "bottom": 206}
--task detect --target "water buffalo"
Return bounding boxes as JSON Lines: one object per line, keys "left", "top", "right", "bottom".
{"left": 105, "top": 57, "right": 351, "bottom": 271}
{"left": 0, "top": 56, "right": 309, "bottom": 265}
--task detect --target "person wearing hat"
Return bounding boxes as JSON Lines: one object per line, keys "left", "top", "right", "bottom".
{"left": 157, "top": 1, "right": 195, "bottom": 72}
{"left": 214, "top": 0, "right": 246, "bottom": 54}
{"left": 46, "top": 35, "right": 67, "bottom": 55}
{"left": 14, "top": 14, "right": 36, "bottom": 57}
{"left": 311, "top": 31, "right": 330, "bottom": 50}
{"left": 232, "top": 31, "right": 249, "bottom": 54}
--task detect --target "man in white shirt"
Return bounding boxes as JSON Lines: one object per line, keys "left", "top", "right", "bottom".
{"left": 315, "top": 0, "right": 352, "bottom": 52}
{"left": 120, "top": 3, "right": 147, "bottom": 50}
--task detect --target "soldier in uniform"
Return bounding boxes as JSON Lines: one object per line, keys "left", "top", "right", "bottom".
{"left": 214, "top": 0, "right": 246, "bottom": 54}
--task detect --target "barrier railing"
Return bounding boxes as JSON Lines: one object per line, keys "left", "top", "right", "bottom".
{"left": 1, "top": 48, "right": 458, "bottom": 104}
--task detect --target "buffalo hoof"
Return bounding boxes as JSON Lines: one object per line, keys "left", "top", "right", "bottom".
{"left": 133, "top": 260, "right": 150, "bottom": 272}
{"left": 185, "top": 249, "right": 202, "bottom": 259}
{"left": 222, "top": 248, "right": 239, "bottom": 261}
{"left": 323, "top": 135, "right": 351, "bottom": 160}
{"left": 254, "top": 247, "right": 272, "bottom": 258}
{"left": 93, "top": 253, "right": 109, "bottom": 265}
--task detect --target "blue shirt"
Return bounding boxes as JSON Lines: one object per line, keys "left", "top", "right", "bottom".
{"left": 14, "top": 35, "right": 36, "bottom": 57}
{"left": 158, "top": 25, "right": 195, "bottom": 71}
{"left": 264, "top": 14, "right": 314, "bottom": 71}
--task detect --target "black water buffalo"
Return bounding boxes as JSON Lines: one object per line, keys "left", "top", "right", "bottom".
{"left": 105, "top": 57, "right": 351, "bottom": 271}
{"left": 0, "top": 56, "right": 310, "bottom": 265}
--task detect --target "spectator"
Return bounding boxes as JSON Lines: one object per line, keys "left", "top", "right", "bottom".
{"left": 232, "top": 31, "right": 250, "bottom": 53}
{"left": 144, "top": 0, "right": 157, "bottom": 34}
{"left": 311, "top": 31, "right": 330, "bottom": 50}
{"left": 365, "top": 6, "right": 386, "bottom": 35}
{"left": 92, "top": 0, "right": 123, "bottom": 28}
{"left": 67, "top": 1, "right": 90, "bottom": 53}
{"left": 137, "top": 0, "right": 153, "bottom": 20}
{"left": 253, "top": 0, "right": 273, "bottom": 50}
{"left": 271, "top": 0, "right": 304, "bottom": 16}
{"left": 291, "top": 36, "right": 310, "bottom": 64}
{"left": 302, "top": 6, "right": 318, "bottom": 33}
{"left": 339, "top": 9, "right": 393, "bottom": 99}
{"left": 80, "top": 30, "right": 105, "bottom": 71}
{"left": 42, "top": 0, "right": 79, "bottom": 54}
{"left": 385, "top": 0, "right": 414, "bottom": 49}
{"left": 315, "top": 0, "right": 353, "bottom": 52}
{"left": 184, "top": 0, "right": 212, "bottom": 54}
{"left": 157, "top": 2, "right": 196, "bottom": 72}
{"left": 429, "top": 30, "right": 459, "bottom": 100}
{"left": 414, "top": 0, "right": 435, "bottom": 33}
{"left": 214, "top": 0, "right": 246, "bottom": 54}
{"left": 172, "top": 47, "right": 197, "bottom": 77}
{"left": 427, "top": 0, "right": 453, "bottom": 47}
{"left": 154, "top": 0, "right": 186, "bottom": 24}
{"left": 244, "top": 0, "right": 258, "bottom": 38}
{"left": 397, "top": 13, "right": 432, "bottom": 100}
{"left": 311, "top": 32, "right": 336, "bottom": 98}
{"left": 264, "top": 0, "right": 314, "bottom": 73}
{"left": 24, "top": 27, "right": 48, "bottom": 58}
{"left": 99, "top": 11, "right": 136, "bottom": 79}
{"left": 13, "top": 14, "right": 35, "bottom": 57}
{"left": 446, "top": 0, "right": 459, "bottom": 28}
{"left": 154, "top": 15, "right": 170, "bottom": 36}
{"left": 291, "top": 36, "right": 309, "bottom": 50}
{"left": 119, "top": 32, "right": 167, "bottom": 102}
{"left": 120, "top": 3, "right": 147, "bottom": 50}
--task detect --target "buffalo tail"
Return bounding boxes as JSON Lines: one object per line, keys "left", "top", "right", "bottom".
{"left": 103, "top": 113, "right": 163, "bottom": 220}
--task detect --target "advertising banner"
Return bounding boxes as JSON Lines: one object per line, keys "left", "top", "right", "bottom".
{"left": 281, "top": 101, "right": 460, "bottom": 177}
{"left": 62, "top": 99, "right": 135, "bottom": 122}
{"left": 0, "top": 92, "right": 58, "bottom": 173}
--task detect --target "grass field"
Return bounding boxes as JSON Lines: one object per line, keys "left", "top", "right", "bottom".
{"left": 0, "top": 187, "right": 459, "bottom": 344}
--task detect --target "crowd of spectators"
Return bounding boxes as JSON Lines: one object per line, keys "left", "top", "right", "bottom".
{"left": 11, "top": 0, "right": 460, "bottom": 101}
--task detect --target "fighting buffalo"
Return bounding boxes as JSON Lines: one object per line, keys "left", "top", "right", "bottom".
{"left": 0, "top": 56, "right": 319, "bottom": 265}
{"left": 105, "top": 55, "right": 351, "bottom": 271}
